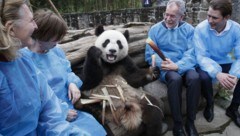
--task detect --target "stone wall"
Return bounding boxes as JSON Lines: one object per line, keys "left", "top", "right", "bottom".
{"left": 62, "top": 7, "right": 166, "bottom": 30}
{"left": 62, "top": 0, "right": 240, "bottom": 29}
{"left": 232, "top": 0, "right": 240, "bottom": 23}
{"left": 187, "top": 0, "right": 240, "bottom": 26}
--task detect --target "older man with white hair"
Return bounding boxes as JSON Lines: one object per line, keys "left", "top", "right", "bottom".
{"left": 145, "top": 0, "right": 200, "bottom": 136}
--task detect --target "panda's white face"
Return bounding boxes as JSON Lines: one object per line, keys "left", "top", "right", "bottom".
{"left": 95, "top": 30, "right": 129, "bottom": 63}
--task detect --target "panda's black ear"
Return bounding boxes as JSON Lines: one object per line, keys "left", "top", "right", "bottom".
{"left": 123, "top": 30, "right": 129, "bottom": 41}
{"left": 95, "top": 25, "right": 105, "bottom": 36}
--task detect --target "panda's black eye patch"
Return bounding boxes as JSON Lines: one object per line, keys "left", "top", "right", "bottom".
{"left": 117, "top": 40, "right": 123, "bottom": 49}
{"left": 102, "top": 39, "right": 110, "bottom": 48}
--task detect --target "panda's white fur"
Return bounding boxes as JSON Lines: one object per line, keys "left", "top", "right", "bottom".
{"left": 79, "top": 26, "right": 163, "bottom": 136}
{"left": 95, "top": 30, "right": 128, "bottom": 63}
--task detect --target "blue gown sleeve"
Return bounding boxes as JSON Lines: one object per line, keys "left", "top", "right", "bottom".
{"left": 145, "top": 26, "right": 164, "bottom": 69}
{"left": 0, "top": 72, "right": 24, "bottom": 136}
{"left": 193, "top": 27, "right": 222, "bottom": 79}
{"left": 0, "top": 56, "right": 91, "bottom": 136}
{"left": 175, "top": 29, "right": 197, "bottom": 75}
{"left": 54, "top": 46, "right": 83, "bottom": 88}
{"left": 35, "top": 69, "right": 83, "bottom": 135}
{"left": 229, "top": 31, "right": 240, "bottom": 78}
{"left": 0, "top": 72, "right": 14, "bottom": 130}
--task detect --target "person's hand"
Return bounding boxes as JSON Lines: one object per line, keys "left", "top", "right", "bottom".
{"left": 66, "top": 109, "right": 78, "bottom": 122}
{"left": 161, "top": 58, "right": 178, "bottom": 71}
{"left": 68, "top": 83, "right": 81, "bottom": 104}
{"left": 216, "top": 72, "right": 237, "bottom": 90}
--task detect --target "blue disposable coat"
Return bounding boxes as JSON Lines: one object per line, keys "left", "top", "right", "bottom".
{"left": 145, "top": 21, "right": 197, "bottom": 81}
{"left": 21, "top": 45, "right": 106, "bottom": 136}
{"left": 193, "top": 20, "right": 240, "bottom": 79}
{"left": 0, "top": 54, "right": 89, "bottom": 136}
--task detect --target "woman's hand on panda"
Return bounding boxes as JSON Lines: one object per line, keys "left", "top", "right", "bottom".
{"left": 68, "top": 83, "right": 81, "bottom": 104}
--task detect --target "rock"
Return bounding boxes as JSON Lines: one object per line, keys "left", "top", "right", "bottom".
{"left": 162, "top": 105, "right": 233, "bottom": 136}
{"left": 211, "top": 122, "right": 240, "bottom": 136}
{"left": 143, "top": 81, "right": 222, "bottom": 116}
{"left": 143, "top": 80, "right": 201, "bottom": 115}
{"left": 195, "top": 105, "right": 231, "bottom": 134}
{"left": 147, "top": 81, "right": 239, "bottom": 136}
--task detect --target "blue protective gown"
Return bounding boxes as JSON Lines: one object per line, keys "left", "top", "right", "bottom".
{"left": 145, "top": 21, "right": 197, "bottom": 81}
{"left": 193, "top": 20, "right": 240, "bottom": 79}
{"left": 21, "top": 45, "right": 106, "bottom": 136}
{"left": 0, "top": 54, "right": 89, "bottom": 136}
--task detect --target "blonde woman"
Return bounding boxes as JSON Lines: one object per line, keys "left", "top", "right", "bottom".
{"left": 0, "top": 0, "right": 89, "bottom": 135}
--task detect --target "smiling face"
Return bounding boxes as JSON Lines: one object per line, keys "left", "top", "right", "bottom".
{"left": 164, "top": 3, "right": 183, "bottom": 29}
{"left": 207, "top": 7, "right": 229, "bottom": 33}
{"left": 95, "top": 30, "right": 128, "bottom": 63}
{"left": 12, "top": 4, "right": 38, "bottom": 46}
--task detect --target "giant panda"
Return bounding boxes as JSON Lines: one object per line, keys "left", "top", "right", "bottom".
{"left": 76, "top": 25, "right": 163, "bottom": 136}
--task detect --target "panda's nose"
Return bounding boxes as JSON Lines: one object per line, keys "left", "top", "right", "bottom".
{"left": 109, "top": 49, "right": 116, "bottom": 54}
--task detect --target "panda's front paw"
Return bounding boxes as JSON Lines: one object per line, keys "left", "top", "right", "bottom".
{"left": 149, "top": 66, "right": 160, "bottom": 80}
{"left": 88, "top": 46, "right": 102, "bottom": 58}
{"left": 74, "top": 99, "right": 83, "bottom": 110}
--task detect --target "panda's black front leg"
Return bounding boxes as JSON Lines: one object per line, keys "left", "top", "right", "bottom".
{"left": 140, "top": 94, "right": 163, "bottom": 136}
{"left": 80, "top": 46, "right": 104, "bottom": 91}
{"left": 121, "top": 56, "right": 160, "bottom": 88}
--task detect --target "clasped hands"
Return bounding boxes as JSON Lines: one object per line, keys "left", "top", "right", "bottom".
{"left": 161, "top": 59, "right": 238, "bottom": 90}
{"left": 216, "top": 72, "right": 238, "bottom": 90}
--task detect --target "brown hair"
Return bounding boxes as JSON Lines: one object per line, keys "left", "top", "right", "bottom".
{"left": 0, "top": 0, "right": 26, "bottom": 61}
{"left": 209, "top": 0, "right": 232, "bottom": 17}
{"left": 32, "top": 9, "right": 67, "bottom": 42}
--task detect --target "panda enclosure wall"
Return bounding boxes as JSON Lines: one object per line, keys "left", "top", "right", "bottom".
{"left": 62, "top": 0, "right": 240, "bottom": 30}
{"left": 60, "top": 0, "right": 240, "bottom": 67}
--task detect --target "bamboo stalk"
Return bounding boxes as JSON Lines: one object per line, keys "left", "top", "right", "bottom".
{"left": 102, "top": 100, "right": 106, "bottom": 125}
{"left": 47, "top": 0, "right": 64, "bottom": 21}
{"left": 26, "top": 0, "right": 33, "bottom": 11}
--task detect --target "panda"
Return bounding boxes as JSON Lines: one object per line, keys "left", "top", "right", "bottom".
{"left": 76, "top": 25, "right": 163, "bottom": 136}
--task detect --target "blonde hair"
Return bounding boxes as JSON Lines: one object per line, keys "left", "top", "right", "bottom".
{"left": 0, "top": 0, "right": 26, "bottom": 61}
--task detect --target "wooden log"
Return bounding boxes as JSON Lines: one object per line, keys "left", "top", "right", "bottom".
{"left": 60, "top": 37, "right": 147, "bottom": 66}
{"left": 59, "top": 23, "right": 152, "bottom": 66}
{"left": 61, "top": 29, "right": 93, "bottom": 44}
